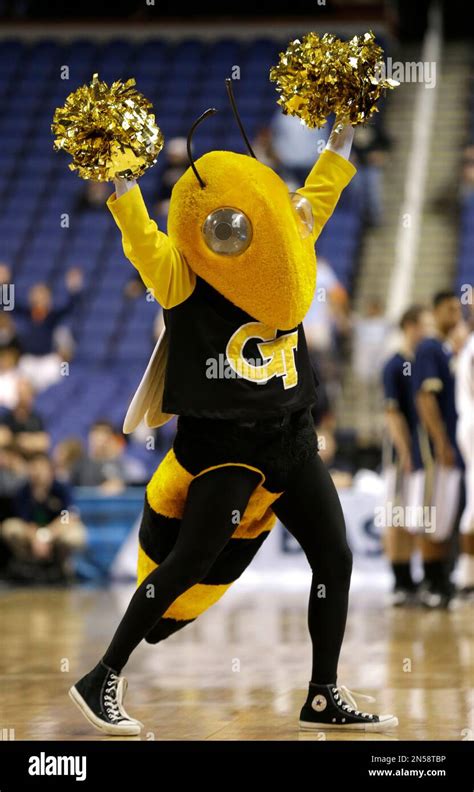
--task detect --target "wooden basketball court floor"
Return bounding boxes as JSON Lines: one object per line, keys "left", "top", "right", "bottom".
{"left": 0, "top": 577, "right": 472, "bottom": 741}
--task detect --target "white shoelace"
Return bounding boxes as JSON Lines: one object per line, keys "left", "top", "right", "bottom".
{"left": 103, "top": 674, "right": 123, "bottom": 722}
{"left": 332, "top": 685, "right": 376, "bottom": 719}
{"left": 116, "top": 677, "right": 144, "bottom": 727}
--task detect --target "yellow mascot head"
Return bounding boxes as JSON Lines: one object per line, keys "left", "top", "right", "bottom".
{"left": 167, "top": 95, "right": 317, "bottom": 331}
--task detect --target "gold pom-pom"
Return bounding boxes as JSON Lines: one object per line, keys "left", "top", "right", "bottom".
{"left": 51, "top": 74, "right": 164, "bottom": 181}
{"left": 270, "top": 31, "right": 399, "bottom": 128}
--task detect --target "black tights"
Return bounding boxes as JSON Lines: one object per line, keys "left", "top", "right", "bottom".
{"left": 272, "top": 453, "right": 353, "bottom": 684}
{"left": 103, "top": 454, "right": 352, "bottom": 684}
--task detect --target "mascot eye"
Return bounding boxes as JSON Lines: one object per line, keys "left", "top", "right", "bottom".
{"left": 202, "top": 207, "right": 253, "bottom": 255}
{"left": 289, "top": 193, "right": 314, "bottom": 239}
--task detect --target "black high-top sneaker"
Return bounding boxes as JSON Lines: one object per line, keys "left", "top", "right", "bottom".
{"left": 299, "top": 683, "right": 399, "bottom": 732}
{"left": 69, "top": 660, "right": 143, "bottom": 736}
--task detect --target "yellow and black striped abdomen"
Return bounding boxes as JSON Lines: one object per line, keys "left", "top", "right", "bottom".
{"left": 137, "top": 448, "right": 280, "bottom": 628}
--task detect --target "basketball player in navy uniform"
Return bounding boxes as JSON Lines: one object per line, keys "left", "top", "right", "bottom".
{"left": 413, "top": 291, "right": 463, "bottom": 608}
{"left": 382, "top": 305, "right": 431, "bottom": 605}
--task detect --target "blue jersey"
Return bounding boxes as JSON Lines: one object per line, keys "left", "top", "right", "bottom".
{"left": 382, "top": 352, "right": 422, "bottom": 470}
{"left": 413, "top": 337, "right": 463, "bottom": 469}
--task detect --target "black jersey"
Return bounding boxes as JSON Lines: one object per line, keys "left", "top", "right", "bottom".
{"left": 162, "top": 277, "right": 317, "bottom": 419}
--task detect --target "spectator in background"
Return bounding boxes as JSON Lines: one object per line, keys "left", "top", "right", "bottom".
{"left": 15, "top": 268, "right": 83, "bottom": 391}
{"left": 251, "top": 126, "right": 279, "bottom": 170}
{"left": 0, "top": 312, "right": 21, "bottom": 353}
{"left": 0, "top": 444, "right": 26, "bottom": 521}
{"left": 53, "top": 437, "right": 85, "bottom": 484}
{"left": 0, "top": 345, "right": 22, "bottom": 410}
{"left": 353, "top": 297, "right": 391, "bottom": 384}
{"left": 0, "top": 262, "right": 12, "bottom": 284}
{"left": 0, "top": 378, "right": 49, "bottom": 454}
{"left": 71, "top": 420, "right": 126, "bottom": 493}
{"left": 1, "top": 451, "right": 86, "bottom": 584}
{"left": 0, "top": 444, "right": 26, "bottom": 577}
{"left": 316, "top": 425, "right": 353, "bottom": 490}
{"left": 304, "top": 257, "right": 350, "bottom": 405}
{"left": 153, "top": 137, "right": 188, "bottom": 217}
{"left": 270, "top": 111, "right": 328, "bottom": 188}
{"left": 352, "top": 297, "right": 392, "bottom": 425}
{"left": 434, "top": 143, "right": 474, "bottom": 216}
{"left": 123, "top": 271, "right": 147, "bottom": 300}
{"left": 75, "top": 180, "right": 108, "bottom": 212}
{"left": 352, "top": 123, "right": 391, "bottom": 226}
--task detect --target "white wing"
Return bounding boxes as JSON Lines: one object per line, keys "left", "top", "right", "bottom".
{"left": 123, "top": 326, "right": 174, "bottom": 434}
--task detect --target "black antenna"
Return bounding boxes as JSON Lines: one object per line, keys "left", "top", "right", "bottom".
{"left": 186, "top": 107, "right": 218, "bottom": 188}
{"left": 225, "top": 78, "right": 256, "bottom": 158}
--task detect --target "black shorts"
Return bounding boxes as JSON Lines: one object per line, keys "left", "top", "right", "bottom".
{"left": 173, "top": 407, "right": 319, "bottom": 493}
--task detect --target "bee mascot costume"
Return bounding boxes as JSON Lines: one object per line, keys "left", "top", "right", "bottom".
{"left": 59, "top": 33, "right": 399, "bottom": 735}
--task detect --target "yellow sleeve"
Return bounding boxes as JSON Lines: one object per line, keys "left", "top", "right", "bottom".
{"left": 297, "top": 149, "right": 357, "bottom": 242}
{"left": 107, "top": 184, "right": 196, "bottom": 309}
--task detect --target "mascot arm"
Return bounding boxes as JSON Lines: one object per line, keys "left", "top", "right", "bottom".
{"left": 296, "top": 123, "right": 357, "bottom": 242}
{"left": 107, "top": 181, "right": 196, "bottom": 309}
